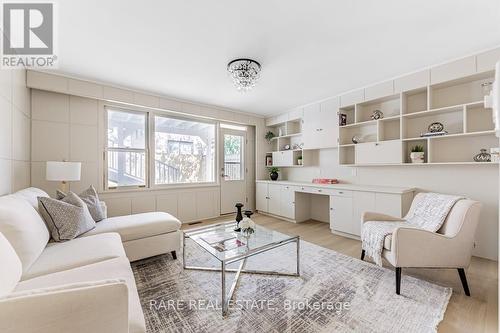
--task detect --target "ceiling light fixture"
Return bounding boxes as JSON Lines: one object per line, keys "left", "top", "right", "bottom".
{"left": 227, "top": 58, "right": 261, "bottom": 92}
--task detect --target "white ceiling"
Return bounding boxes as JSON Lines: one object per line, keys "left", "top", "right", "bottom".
{"left": 55, "top": 0, "right": 500, "bottom": 116}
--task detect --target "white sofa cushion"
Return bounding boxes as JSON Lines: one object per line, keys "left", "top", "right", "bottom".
{"left": 81, "top": 212, "right": 181, "bottom": 242}
{"left": 23, "top": 233, "right": 126, "bottom": 280}
{"left": 12, "top": 187, "right": 49, "bottom": 213}
{"left": 16, "top": 257, "right": 146, "bottom": 333}
{"left": 0, "top": 232, "right": 22, "bottom": 297}
{"left": 0, "top": 195, "right": 50, "bottom": 272}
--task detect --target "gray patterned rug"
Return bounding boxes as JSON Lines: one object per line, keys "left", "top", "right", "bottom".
{"left": 132, "top": 239, "right": 451, "bottom": 333}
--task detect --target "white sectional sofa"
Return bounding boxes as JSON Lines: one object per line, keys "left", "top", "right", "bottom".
{"left": 0, "top": 187, "right": 182, "bottom": 333}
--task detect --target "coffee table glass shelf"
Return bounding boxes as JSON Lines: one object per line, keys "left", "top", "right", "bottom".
{"left": 183, "top": 221, "right": 300, "bottom": 316}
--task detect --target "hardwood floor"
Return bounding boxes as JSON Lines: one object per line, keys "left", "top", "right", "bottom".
{"left": 182, "top": 213, "right": 498, "bottom": 333}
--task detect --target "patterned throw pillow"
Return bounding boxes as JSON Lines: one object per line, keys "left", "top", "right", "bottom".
{"left": 57, "top": 185, "right": 105, "bottom": 222}
{"left": 38, "top": 192, "right": 96, "bottom": 242}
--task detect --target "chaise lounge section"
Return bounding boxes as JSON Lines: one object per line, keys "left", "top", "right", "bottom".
{"left": 0, "top": 187, "right": 182, "bottom": 333}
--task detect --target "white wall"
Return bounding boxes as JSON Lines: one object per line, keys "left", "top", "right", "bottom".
{"left": 0, "top": 69, "right": 31, "bottom": 195}
{"left": 27, "top": 72, "right": 269, "bottom": 222}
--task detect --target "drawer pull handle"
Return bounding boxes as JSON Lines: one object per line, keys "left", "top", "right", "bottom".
{"left": 339, "top": 191, "right": 343, "bottom": 194}
{"left": 318, "top": 189, "right": 322, "bottom": 192}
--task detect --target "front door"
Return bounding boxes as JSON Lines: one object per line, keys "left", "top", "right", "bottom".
{"left": 220, "top": 126, "right": 247, "bottom": 214}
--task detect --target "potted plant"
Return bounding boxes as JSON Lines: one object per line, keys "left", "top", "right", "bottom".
{"left": 265, "top": 131, "right": 275, "bottom": 144}
{"left": 410, "top": 145, "right": 425, "bottom": 163}
{"left": 268, "top": 167, "right": 280, "bottom": 181}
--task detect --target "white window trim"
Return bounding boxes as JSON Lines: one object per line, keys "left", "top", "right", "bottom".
{"left": 151, "top": 113, "right": 218, "bottom": 189}
{"left": 104, "top": 106, "right": 150, "bottom": 190}
{"left": 101, "top": 102, "right": 220, "bottom": 192}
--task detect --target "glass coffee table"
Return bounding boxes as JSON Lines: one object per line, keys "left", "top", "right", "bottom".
{"left": 183, "top": 221, "right": 300, "bottom": 316}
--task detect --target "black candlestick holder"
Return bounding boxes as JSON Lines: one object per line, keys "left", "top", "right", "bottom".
{"left": 234, "top": 203, "right": 244, "bottom": 231}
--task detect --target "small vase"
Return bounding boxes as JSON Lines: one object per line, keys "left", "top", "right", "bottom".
{"left": 270, "top": 172, "right": 278, "bottom": 181}
{"left": 474, "top": 149, "right": 491, "bottom": 162}
{"left": 410, "top": 152, "right": 424, "bottom": 163}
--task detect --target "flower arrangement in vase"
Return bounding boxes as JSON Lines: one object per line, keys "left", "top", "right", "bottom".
{"left": 239, "top": 218, "right": 256, "bottom": 238}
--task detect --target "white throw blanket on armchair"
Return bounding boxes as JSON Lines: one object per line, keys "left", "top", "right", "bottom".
{"left": 361, "top": 193, "right": 463, "bottom": 266}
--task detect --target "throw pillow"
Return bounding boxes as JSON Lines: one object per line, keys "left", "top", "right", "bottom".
{"left": 38, "top": 192, "right": 96, "bottom": 242}
{"left": 57, "top": 185, "right": 105, "bottom": 222}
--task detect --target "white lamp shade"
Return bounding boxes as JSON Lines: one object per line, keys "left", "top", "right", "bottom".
{"left": 46, "top": 161, "right": 81, "bottom": 181}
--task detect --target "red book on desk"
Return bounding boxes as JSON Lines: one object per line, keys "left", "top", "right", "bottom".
{"left": 312, "top": 178, "right": 339, "bottom": 184}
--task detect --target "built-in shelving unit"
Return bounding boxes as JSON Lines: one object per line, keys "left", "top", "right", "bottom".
{"left": 266, "top": 118, "right": 310, "bottom": 167}
{"left": 338, "top": 70, "right": 498, "bottom": 166}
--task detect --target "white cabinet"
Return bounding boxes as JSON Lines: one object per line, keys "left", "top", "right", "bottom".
{"left": 280, "top": 185, "right": 295, "bottom": 220}
{"left": 430, "top": 56, "right": 476, "bottom": 84}
{"left": 267, "top": 184, "right": 282, "bottom": 216}
{"left": 352, "top": 191, "right": 376, "bottom": 236}
{"left": 476, "top": 47, "right": 500, "bottom": 73}
{"left": 355, "top": 140, "right": 402, "bottom": 164}
{"left": 272, "top": 151, "right": 294, "bottom": 167}
{"left": 394, "top": 70, "right": 430, "bottom": 92}
{"left": 256, "top": 182, "right": 269, "bottom": 212}
{"left": 364, "top": 81, "right": 394, "bottom": 101}
{"left": 329, "top": 195, "right": 353, "bottom": 234}
{"left": 303, "top": 99, "right": 338, "bottom": 149}
{"left": 340, "top": 89, "right": 364, "bottom": 107}
{"left": 375, "top": 193, "right": 403, "bottom": 217}
{"left": 302, "top": 103, "right": 321, "bottom": 149}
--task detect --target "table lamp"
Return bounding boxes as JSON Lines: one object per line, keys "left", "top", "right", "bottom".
{"left": 46, "top": 161, "right": 81, "bottom": 192}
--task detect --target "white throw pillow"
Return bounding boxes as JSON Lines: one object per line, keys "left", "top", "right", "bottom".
{"left": 0, "top": 195, "right": 50, "bottom": 273}
{"left": 0, "top": 232, "right": 22, "bottom": 296}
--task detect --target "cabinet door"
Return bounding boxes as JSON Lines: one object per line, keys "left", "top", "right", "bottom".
{"left": 352, "top": 191, "right": 376, "bottom": 236}
{"left": 267, "top": 184, "right": 282, "bottom": 216}
{"left": 280, "top": 185, "right": 295, "bottom": 220}
{"left": 319, "top": 98, "right": 339, "bottom": 148}
{"left": 375, "top": 193, "right": 402, "bottom": 217}
{"left": 302, "top": 103, "right": 321, "bottom": 149}
{"left": 329, "top": 195, "right": 354, "bottom": 234}
{"left": 256, "top": 183, "right": 268, "bottom": 212}
{"left": 281, "top": 151, "right": 294, "bottom": 166}
{"left": 355, "top": 141, "right": 402, "bottom": 164}
{"left": 272, "top": 152, "right": 282, "bottom": 166}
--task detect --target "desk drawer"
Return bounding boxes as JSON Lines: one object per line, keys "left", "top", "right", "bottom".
{"left": 328, "top": 189, "right": 352, "bottom": 197}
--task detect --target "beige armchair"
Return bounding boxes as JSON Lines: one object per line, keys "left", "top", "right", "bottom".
{"left": 360, "top": 193, "right": 482, "bottom": 296}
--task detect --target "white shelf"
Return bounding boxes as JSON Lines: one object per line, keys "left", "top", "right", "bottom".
{"left": 341, "top": 162, "right": 499, "bottom": 167}
{"left": 403, "top": 130, "right": 495, "bottom": 141}
{"left": 270, "top": 133, "right": 302, "bottom": 140}
{"left": 338, "top": 72, "right": 497, "bottom": 166}
{"left": 402, "top": 104, "right": 465, "bottom": 119}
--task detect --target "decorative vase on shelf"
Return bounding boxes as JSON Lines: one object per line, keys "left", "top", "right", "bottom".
{"left": 268, "top": 167, "right": 279, "bottom": 181}
{"left": 370, "top": 110, "right": 384, "bottom": 120}
{"left": 410, "top": 152, "right": 425, "bottom": 163}
{"left": 473, "top": 149, "right": 491, "bottom": 162}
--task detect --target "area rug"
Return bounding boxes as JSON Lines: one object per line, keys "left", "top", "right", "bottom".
{"left": 132, "top": 239, "right": 451, "bottom": 333}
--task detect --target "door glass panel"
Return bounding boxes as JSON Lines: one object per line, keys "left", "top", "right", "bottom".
{"left": 223, "top": 134, "right": 244, "bottom": 181}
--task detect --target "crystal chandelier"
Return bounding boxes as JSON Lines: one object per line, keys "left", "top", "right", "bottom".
{"left": 227, "top": 58, "right": 261, "bottom": 92}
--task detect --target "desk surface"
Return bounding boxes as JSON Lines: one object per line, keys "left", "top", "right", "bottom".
{"left": 256, "top": 180, "right": 415, "bottom": 195}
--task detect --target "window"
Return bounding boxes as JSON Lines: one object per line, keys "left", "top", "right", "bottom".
{"left": 154, "top": 115, "right": 216, "bottom": 184}
{"left": 223, "top": 134, "right": 244, "bottom": 181}
{"left": 106, "top": 108, "right": 147, "bottom": 188}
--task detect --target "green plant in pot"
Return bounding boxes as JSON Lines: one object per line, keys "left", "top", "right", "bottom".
{"left": 297, "top": 155, "right": 303, "bottom": 165}
{"left": 265, "top": 131, "right": 275, "bottom": 144}
{"left": 268, "top": 167, "right": 280, "bottom": 181}
{"left": 410, "top": 145, "right": 424, "bottom": 163}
